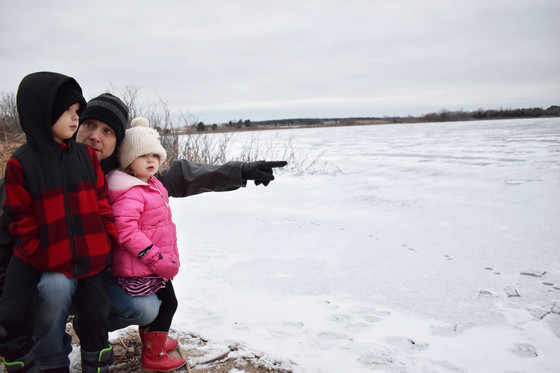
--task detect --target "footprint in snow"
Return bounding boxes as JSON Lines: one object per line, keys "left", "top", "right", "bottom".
{"left": 383, "top": 336, "right": 429, "bottom": 352}
{"left": 329, "top": 313, "right": 354, "bottom": 324}
{"left": 402, "top": 243, "right": 415, "bottom": 251}
{"left": 483, "top": 267, "right": 501, "bottom": 275}
{"left": 478, "top": 290, "right": 496, "bottom": 298}
{"left": 282, "top": 321, "right": 304, "bottom": 329}
{"left": 520, "top": 270, "right": 547, "bottom": 277}
{"left": 511, "top": 343, "right": 537, "bottom": 358}
{"left": 504, "top": 285, "right": 520, "bottom": 297}
{"left": 329, "top": 313, "right": 371, "bottom": 332}
{"left": 313, "top": 331, "right": 353, "bottom": 348}
{"left": 361, "top": 314, "right": 382, "bottom": 323}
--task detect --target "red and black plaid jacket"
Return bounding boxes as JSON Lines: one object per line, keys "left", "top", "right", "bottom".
{"left": 2, "top": 72, "right": 117, "bottom": 279}
{"left": 3, "top": 143, "right": 117, "bottom": 278}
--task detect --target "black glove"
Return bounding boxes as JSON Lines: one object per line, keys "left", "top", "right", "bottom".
{"left": 242, "top": 160, "right": 288, "bottom": 186}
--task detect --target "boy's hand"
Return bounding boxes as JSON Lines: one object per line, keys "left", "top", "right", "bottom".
{"left": 242, "top": 160, "right": 288, "bottom": 186}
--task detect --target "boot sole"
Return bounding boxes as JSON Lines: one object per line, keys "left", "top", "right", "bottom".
{"left": 142, "top": 345, "right": 190, "bottom": 373}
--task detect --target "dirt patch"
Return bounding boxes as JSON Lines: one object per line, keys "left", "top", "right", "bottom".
{"left": 67, "top": 321, "right": 294, "bottom": 372}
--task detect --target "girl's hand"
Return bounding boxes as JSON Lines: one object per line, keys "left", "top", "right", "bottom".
{"left": 149, "top": 254, "right": 179, "bottom": 279}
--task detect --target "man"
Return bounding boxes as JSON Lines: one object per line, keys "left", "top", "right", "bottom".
{"left": 0, "top": 92, "right": 286, "bottom": 372}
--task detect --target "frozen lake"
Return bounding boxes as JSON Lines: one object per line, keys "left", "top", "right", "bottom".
{"left": 118, "top": 118, "right": 560, "bottom": 372}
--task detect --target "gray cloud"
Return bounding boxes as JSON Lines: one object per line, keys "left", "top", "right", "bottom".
{"left": 1, "top": 0, "right": 559, "bottom": 123}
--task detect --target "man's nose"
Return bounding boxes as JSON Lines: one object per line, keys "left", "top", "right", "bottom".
{"left": 89, "top": 129, "right": 102, "bottom": 141}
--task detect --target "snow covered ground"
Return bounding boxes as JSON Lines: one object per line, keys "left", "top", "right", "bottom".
{"left": 126, "top": 118, "right": 560, "bottom": 372}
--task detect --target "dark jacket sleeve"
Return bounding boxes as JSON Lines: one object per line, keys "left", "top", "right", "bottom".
{"left": 157, "top": 160, "right": 246, "bottom": 198}
{"left": 0, "top": 177, "right": 14, "bottom": 295}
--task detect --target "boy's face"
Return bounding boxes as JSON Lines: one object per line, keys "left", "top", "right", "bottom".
{"left": 75, "top": 119, "right": 117, "bottom": 161}
{"left": 52, "top": 103, "right": 80, "bottom": 143}
{"left": 129, "top": 153, "right": 160, "bottom": 182}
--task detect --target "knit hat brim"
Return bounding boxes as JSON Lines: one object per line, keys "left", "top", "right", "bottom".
{"left": 79, "top": 93, "right": 128, "bottom": 145}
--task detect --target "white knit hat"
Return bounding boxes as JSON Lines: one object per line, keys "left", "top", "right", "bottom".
{"left": 119, "top": 117, "right": 167, "bottom": 169}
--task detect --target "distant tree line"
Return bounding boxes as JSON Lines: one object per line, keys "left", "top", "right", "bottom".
{"left": 421, "top": 106, "right": 560, "bottom": 122}
{"left": 218, "top": 105, "right": 560, "bottom": 129}
{"left": 2, "top": 86, "right": 559, "bottom": 136}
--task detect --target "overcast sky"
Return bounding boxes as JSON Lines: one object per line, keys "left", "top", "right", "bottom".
{"left": 1, "top": 0, "right": 559, "bottom": 124}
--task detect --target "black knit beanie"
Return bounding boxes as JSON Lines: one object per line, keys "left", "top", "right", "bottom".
{"left": 79, "top": 93, "right": 128, "bottom": 145}
{"left": 51, "top": 81, "right": 87, "bottom": 125}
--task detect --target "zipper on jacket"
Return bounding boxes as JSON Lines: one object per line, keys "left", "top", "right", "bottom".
{"left": 150, "top": 177, "right": 170, "bottom": 220}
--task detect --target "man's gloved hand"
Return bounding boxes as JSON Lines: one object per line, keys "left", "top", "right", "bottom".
{"left": 242, "top": 161, "right": 288, "bottom": 186}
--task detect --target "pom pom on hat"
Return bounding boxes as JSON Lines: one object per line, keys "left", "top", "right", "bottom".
{"left": 119, "top": 117, "right": 167, "bottom": 169}
{"left": 131, "top": 117, "right": 149, "bottom": 128}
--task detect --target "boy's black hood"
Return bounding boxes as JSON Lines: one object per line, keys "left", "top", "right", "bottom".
{"left": 16, "top": 72, "right": 86, "bottom": 156}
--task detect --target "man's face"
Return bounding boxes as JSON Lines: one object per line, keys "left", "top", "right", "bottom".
{"left": 76, "top": 119, "right": 117, "bottom": 161}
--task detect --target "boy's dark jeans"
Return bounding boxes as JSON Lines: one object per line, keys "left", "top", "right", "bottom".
{"left": 0, "top": 255, "right": 111, "bottom": 358}
{"left": 0, "top": 255, "right": 39, "bottom": 358}
{"left": 74, "top": 271, "right": 111, "bottom": 352}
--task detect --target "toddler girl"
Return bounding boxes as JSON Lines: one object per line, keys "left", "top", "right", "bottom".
{"left": 106, "top": 117, "right": 185, "bottom": 371}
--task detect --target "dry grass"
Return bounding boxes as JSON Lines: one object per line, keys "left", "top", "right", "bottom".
{"left": 0, "top": 141, "right": 21, "bottom": 176}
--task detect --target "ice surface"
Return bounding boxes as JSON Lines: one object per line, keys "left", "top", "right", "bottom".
{"left": 118, "top": 118, "right": 560, "bottom": 372}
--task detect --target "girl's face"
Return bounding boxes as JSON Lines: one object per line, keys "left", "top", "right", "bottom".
{"left": 52, "top": 103, "right": 80, "bottom": 143}
{"left": 129, "top": 153, "right": 160, "bottom": 182}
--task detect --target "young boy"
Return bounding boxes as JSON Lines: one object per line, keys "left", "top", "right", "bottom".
{"left": 0, "top": 72, "right": 117, "bottom": 373}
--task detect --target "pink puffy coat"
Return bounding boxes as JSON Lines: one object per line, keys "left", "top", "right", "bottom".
{"left": 107, "top": 169, "right": 180, "bottom": 279}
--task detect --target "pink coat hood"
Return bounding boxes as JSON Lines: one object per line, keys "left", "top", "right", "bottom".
{"left": 107, "top": 169, "right": 180, "bottom": 278}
